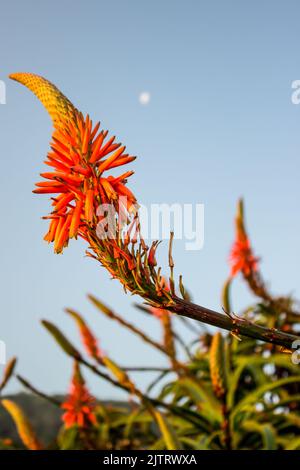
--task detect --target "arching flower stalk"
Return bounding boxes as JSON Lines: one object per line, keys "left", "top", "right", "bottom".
{"left": 10, "top": 73, "right": 173, "bottom": 307}
{"left": 10, "top": 72, "right": 300, "bottom": 350}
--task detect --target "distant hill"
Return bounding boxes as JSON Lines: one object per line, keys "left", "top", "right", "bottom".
{"left": 0, "top": 393, "right": 127, "bottom": 448}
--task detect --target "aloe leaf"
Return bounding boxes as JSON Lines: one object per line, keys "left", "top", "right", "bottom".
{"left": 242, "top": 420, "right": 277, "bottom": 450}
{"left": 153, "top": 409, "right": 182, "bottom": 450}
{"left": 178, "top": 377, "right": 222, "bottom": 424}
{"left": 232, "top": 376, "right": 300, "bottom": 419}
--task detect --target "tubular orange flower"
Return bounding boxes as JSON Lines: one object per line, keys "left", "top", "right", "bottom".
{"left": 69, "top": 198, "right": 83, "bottom": 239}
{"left": 61, "top": 362, "right": 97, "bottom": 429}
{"left": 148, "top": 241, "right": 159, "bottom": 267}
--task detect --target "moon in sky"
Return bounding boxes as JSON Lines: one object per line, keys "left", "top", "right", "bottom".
{"left": 139, "top": 91, "right": 151, "bottom": 105}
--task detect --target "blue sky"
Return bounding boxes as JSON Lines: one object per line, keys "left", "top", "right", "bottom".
{"left": 0, "top": 0, "right": 300, "bottom": 398}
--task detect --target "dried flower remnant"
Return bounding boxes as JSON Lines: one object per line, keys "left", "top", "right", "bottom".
{"left": 150, "top": 278, "right": 171, "bottom": 319}
{"left": 61, "top": 362, "right": 97, "bottom": 429}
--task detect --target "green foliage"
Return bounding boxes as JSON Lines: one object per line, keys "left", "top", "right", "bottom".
{"left": 2, "top": 284, "right": 300, "bottom": 450}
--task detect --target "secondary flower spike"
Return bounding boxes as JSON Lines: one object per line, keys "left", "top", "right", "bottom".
{"left": 229, "top": 199, "right": 259, "bottom": 277}
{"left": 61, "top": 362, "right": 97, "bottom": 429}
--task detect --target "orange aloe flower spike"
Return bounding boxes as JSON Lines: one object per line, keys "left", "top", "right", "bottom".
{"left": 90, "top": 121, "right": 101, "bottom": 141}
{"left": 69, "top": 199, "right": 83, "bottom": 239}
{"left": 61, "top": 362, "right": 97, "bottom": 429}
{"left": 52, "top": 193, "right": 74, "bottom": 212}
{"left": 100, "top": 178, "right": 117, "bottom": 200}
{"left": 54, "top": 215, "right": 71, "bottom": 253}
{"left": 44, "top": 218, "right": 59, "bottom": 243}
{"left": 107, "top": 155, "right": 136, "bottom": 171}
{"left": 11, "top": 72, "right": 137, "bottom": 257}
{"left": 229, "top": 199, "right": 259, "bottom": 278}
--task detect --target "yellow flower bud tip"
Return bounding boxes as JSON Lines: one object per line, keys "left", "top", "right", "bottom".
{"left": 9, "top": 72, "right": 77, "bottom": 124}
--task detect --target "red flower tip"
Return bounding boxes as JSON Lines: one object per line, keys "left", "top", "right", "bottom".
{"left": 229, "top": 235, "right": 259, "bottom": 278}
